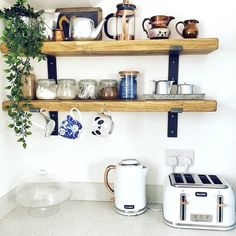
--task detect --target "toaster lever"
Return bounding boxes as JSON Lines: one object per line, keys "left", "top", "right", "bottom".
{"left": 180, "top": 194, "right": 187, "bottom": 221}
{"left": 217, "top": 195, "right": 224, "bottom": 223}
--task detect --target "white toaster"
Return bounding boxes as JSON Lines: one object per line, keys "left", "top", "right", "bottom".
{"left": 163, "top": 173, "right": 236, "bottom": 230}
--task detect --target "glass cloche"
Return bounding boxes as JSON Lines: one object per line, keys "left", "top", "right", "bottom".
{"left": 15, "top": 169, "right": 71, "bottom": 217}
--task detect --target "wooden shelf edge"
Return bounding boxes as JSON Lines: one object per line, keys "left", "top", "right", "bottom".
{"left": 0, "top": 38, "right": 219, "bottom": 56}
{"left": 2, "top": 100, "right": 217, "bottom": 112}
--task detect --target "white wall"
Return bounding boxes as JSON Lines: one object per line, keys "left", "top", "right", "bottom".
{"left": 1, "top": 0, "right": 236, "bottom": 197}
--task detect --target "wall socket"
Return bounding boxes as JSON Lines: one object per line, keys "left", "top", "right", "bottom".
{"left": 165, "top": 149, "right": 194, "bottom": 168}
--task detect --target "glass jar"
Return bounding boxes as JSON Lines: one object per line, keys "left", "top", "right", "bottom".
{"left": 78, "top": 79, "right": 97, "bottom": 100}
{"left": 99, "top": 79, "right": 118, "bottom": 100}
{"left": 21, "top": 69, "right": 36, "bottom": 99}
{"left": 36, "top": 79, "right": 57, "bottom": 99}
{"left": 119, "top": 71, "right": 139, "bottom": 99}
{"left": 57, "top": 79, "right": 77, "bottom": 100}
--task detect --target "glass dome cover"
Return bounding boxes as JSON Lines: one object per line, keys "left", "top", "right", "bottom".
{"left": 15, "top": 169, "right": 71, "bottom": 217}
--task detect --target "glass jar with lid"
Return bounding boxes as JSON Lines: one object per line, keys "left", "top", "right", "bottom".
{"left": 99, "top": 79, "right": 119, "bottom": 100}
{"left": 119, "top": 71, "right": 139, "bottom": 99}
{"left": 57, "top": 79, "right": 77, "bottom": 100}
{"left": 21, "top": 67, "right": 36, "bottom": 99}
{"left": 78, "top": 79, "right": 97, "bottom": 100}
{"left": 36, "top": 79, "right": 57, "bottom": 100}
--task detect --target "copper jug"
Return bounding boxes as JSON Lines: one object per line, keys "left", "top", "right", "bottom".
{"left": 142, "top": 15, "right": 175, "bottom": 39}
{"left": 175, "top": 19, "right": 199, "bottom": 38}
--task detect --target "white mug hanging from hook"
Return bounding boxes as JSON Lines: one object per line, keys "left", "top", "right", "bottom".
{"left": 31, "top": 108, "right": 55, "bottom": 137}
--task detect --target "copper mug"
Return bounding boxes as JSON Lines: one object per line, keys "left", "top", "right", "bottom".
{"left": 175, "top": 19, "right": 199, "bottom": 38}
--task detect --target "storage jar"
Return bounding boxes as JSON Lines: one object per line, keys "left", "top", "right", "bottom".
{"left": 57, "top": 79, "right": 77, "bottom": 99}
{"left": 21, "top": 69, "right": 36, "bottom": 99}
{"left": 77, "top": 79, "right": 97, "bottom": 99}
{"left": 99, "top": 79, "right": 118, "bottom": 100}
{"left": 119, "top": 71, "right": 139, "bottom": 100}
{"left": 36, "top": 79, "right": 57, "bottom": 99}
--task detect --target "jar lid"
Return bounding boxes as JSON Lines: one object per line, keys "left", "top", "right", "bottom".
{"left": 100, "top": 79, "right": 118, "bottom": 86}
{"left": 37, "top": 79, "right": 56, "bottom": 85}
{"left": 119, "top": 71, "right": 139, "bottom": 76}
{"left": 119, "top": 159, "right": 141, "bottom": 166}
{"left": 78, "top": 79, "right": 97, "bottom": 84}
{"left": 58, "top": 79, "right": 76, "bottom": 85}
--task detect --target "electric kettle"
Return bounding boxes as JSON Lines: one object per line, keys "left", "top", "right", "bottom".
{"left": 104, "top": 159, "right": 147, "bottom": 216}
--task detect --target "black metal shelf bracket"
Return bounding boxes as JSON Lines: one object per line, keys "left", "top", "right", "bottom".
{"left": 167, "top": 46, "right": 183, "bottom": 137}
{"left": 47, "top": 55, "right": 58, "bottom": 135}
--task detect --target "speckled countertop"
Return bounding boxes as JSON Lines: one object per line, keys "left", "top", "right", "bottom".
{"left": 0, "top": 201, "right": 236, "bottom": 236}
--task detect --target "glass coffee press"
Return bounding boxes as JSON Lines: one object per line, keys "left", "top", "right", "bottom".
{"left": 104, "top": 0, "right": 136, "bottom": 40}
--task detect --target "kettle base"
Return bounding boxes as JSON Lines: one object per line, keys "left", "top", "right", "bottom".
{"left": 115, "top": 206, "right": 147, "bottom": 216}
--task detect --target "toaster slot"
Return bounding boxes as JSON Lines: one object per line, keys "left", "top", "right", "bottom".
{"left": 217, "top": 195, "right": 224, "bottom": 223}
{"left": 198, "top": 174, "right": 211, "bottom": 184}
{"left": 180, "top": 194, "right": 188, "bottom": 221}
{"left": 209, "top": 175, "right": 223, "bottom": 185}
{"left": 174, "top": 173, "right": 184, "bottom": 184}
{"left": 184, "top": 174, "right": 195, "bottom": 184}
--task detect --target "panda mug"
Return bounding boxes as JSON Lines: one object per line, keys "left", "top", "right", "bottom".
{"left": 92, "top": 110, "right": 114, "bottom": 137}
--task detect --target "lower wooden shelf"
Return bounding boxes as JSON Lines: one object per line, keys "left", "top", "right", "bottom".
{"left": 2, "top": 99, "right": 217, "bottom": 112}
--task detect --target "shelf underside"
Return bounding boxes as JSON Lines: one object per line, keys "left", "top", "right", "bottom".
{"left": 0, "top": 38, "right": 219, "bottom": 56}
{"left": 2, "top": 100, "right": 217, "bottom": 112}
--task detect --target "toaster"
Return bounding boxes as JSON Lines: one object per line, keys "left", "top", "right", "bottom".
{"left": 163, "top": 173, "right": 236, "bottom": 230}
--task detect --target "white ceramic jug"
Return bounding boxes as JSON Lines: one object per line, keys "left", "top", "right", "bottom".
{"left": 104, "top": 159, "right": 147, "bottom": 216}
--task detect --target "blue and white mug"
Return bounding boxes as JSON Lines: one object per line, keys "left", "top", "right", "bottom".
{"left": 59, "top": 108, "right": 83, "bottom": 139}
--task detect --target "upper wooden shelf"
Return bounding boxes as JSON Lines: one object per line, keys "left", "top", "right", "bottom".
{"left": 2, "top": 99, "right": 217, "bottom": 112}
{"left": 0, "top": 38, "right": 219, "bottom": 56}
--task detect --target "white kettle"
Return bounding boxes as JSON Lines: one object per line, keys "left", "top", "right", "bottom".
{"left": 104, "top": 159, "right": 147, "bottom": 216}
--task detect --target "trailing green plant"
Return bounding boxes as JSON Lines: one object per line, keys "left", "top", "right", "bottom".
{"left": 0, "top": 0, "right": 45, "bottom": 148}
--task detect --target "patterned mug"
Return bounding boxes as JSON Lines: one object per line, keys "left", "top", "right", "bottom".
{"left": 59, "top": 108, "right": 83, "bottom": 139}
{"left": 92, "top": 109, "right": 114, "bottom": 137}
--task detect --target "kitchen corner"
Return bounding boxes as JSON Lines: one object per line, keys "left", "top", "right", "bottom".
{"left": 0, "top": 200, "right": 236, "bottom": 236}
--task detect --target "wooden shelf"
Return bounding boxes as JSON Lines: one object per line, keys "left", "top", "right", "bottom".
{"left": 0, "top": 38, "right": 219, "bottom": 56}
{"left": 2, "top": 100, "right": 217, "bottom": 112}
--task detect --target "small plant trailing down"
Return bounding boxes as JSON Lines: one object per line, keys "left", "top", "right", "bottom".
{"left": 0, "top": 0, "right": 45, "bottom": 148}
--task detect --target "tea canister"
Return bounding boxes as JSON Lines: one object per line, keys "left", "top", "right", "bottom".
{"left": 36, "top": 79, "right": 57, "bottom": 99}
{"left": 99, "top": 79, "right": 118, "bottom": 100}
{"left": 77, "top": 79, "right": 97, "bottom": 100}
{"left": 119, "top": 71, "right": 139, "bottom": 100}
{"left": 57, "top": 79, "right": 77, "bottom": 99}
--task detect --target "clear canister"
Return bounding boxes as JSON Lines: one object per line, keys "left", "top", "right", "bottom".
{"left": 36, "top": 79, "right": 57, "bottom": 99}
{"left": 78, "top": 79, "right": 97, "bottom": 100}
{"left": 21, "top": 69, "right": 36, "bottom": 99}
{"left": 119, "top": 71, "right": 139, "bottom": 99}
{"left": 99, "top": 79, "right": 118, "bottom": 100}
{"left": 57, "top": 79, "right": 77, "bottom": 99}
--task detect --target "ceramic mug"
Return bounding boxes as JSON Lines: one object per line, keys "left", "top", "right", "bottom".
{"left": 59, "top": 108, "right": 83, "bottom": 139}
{"left": 31, "top": 108, "right": 55, "bottom": 137}
{"left": 92, "top": 109, "right": 114, "bottom": 137}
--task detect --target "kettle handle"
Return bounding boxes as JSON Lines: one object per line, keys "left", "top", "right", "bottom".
{"left": 104, "top": 13, "right": 116, "bottom": 39}
{"left": 58, "top": 15, "right": 70, "bottom": 30}
{"left": 104, "top": 165, "right": 116, "bottom": 193}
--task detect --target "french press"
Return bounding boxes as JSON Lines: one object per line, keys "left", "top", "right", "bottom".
{"left": 104, "top": 0, "right": 136, "bottom": 40}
